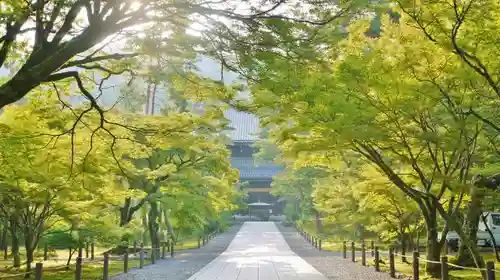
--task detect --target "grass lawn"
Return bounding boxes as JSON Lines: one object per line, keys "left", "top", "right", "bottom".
{"left": 0, "top": 236, "right": 206, "bottom": 279}
{"left": 319, "top": 240, "right": 500, "bottom": 280}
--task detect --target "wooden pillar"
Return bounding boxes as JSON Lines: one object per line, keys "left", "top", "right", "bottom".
{"left": 44, "top": 244, "right": 48, "bottom": 261}
{"left": 413, "top": 251, "right": 419, "bottom": 280}
{"left": 441, "top": 256, "right": 449, "bottom": 280}
{"left": 487, "top": 261, "right": 495, "bottom": 280}
{"left": 103, "top": 253, "right": 109, "bottom": 280}
{"left": 361, "top": 241, "right": 366, "bottom": 266}
{"left": 351, "top": 241, "right": 355, "bottom": 262}
{"left": 35, "top": 263, "right": 43, "bottom": 280}
{"left": 374, "top": 246, "right": 380, "bottom": 272}
{"left": 123, "top": 249, "right": 129, "bottom": 273}
{"left": 389, "top": 248, "right": 395, "bottom": 278}
{"left": 139, "top": 245, "right": 144, "bottom": 268}
{"left": 342, "top": 241, "right": 347, "bottom": 259}
{"left": 371, "top": 240, "right": 374, "bottom": 257}
{"left": 75, "top": 250, "right": 83, "bottom": 280}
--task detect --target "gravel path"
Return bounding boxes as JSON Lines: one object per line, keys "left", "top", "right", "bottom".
{"left": 277, "top": 223, "right": 395, "bottom": 280}
{"left": 111, "top": 224, "right": 242, "bottom": 280}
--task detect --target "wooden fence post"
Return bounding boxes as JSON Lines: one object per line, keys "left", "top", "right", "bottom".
{"left": 35, "top": 262, "right": 43, "bottom": 280}
{"left": 389, "top": 248, "right": 395, "bottom": 278}
{"left": 139, "top": 244, "right": 144, "bottom": 269}
{"left": 487, "top": 261, "right": 495, "bottom": 280}
{"left": 75, "top": 253, "right": 82, "bottom": 280}
{"left": 371, "top": 240, "right": 374, "bottom": 257}
{"left": 162, "top": 243, "right": 166, "bottom": 259}
{"left": 43, "top": 244, "right": 48, "bottom": 261}
{"left": 170, "top": 241, "right": 175, "bottom": 258}
{"left": 103, "top": 253, "right": 109, "bottom": 280}
{"left": 198, "top": 238, "right": 201, "bottom": 248}
{"left": 318, "top": 239, "right": 322, "bottom": 251}
{"left": 151, "top": 247, "right": 156, "bottom": 264}
{"left": 166, "top": 240, "right": 170, "bottom": 252}
{"left": 124, "top": 248, "right": 129, "bottom": 273}
{"left": 85, "top": 242, "right": 89, "bottom": 259}
{"left": 351, "top": 241, "right": 355, "bottom": 262}
{"left": 441, "top": 256, "right": 449, "bottom": 280}
{"left": 91, "top": 242, "right": 95, "bottom": 260}
{"left": 361, "top": 241, "right": 366, "bottom": 266}
{"left": 343, "top": 241, "right": 347, "bottom": 259}
{"left": 374, "top": 246, "right": 380, "bottom": 272}
{"left": 413, "top": 251, "right": 419, "bottom": 280}
{"left": 402, "top": 247, "right": 407, "bottom": 263}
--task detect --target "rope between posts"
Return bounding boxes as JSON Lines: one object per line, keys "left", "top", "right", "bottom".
{"left": 392, "top": 252, "right": 410, "bottom": 257}
{"left": 0, "top": 271, "right": 31, "bottom": 279}
{"left": 446, "top": 262, "right": 487, "bottom": 271}
{"left": 416, "top": 256, "right": 441, "bottom": 264}
{"left": 82, "top": 258, "right": 105, "bottom": 264}
{"left": 44, "top": 264, "right": 71, "bottom": 271}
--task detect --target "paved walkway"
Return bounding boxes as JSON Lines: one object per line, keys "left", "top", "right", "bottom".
{"left": 111, "top": 224, "right": 242, "bottom": 280}
{"left": 187, "top": 222, "right": 327, "bottom": 280}
{"left": 277, "top": 223, "right": 394, "bottom": 280}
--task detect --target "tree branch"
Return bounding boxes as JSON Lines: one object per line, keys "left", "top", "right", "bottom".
{"left": 62, "top": 53, "right": 140, "bottom": 68}
{"left": 0, "top": 12, "right": 30, "bottom": 67}
{"left": 51, "top": 0, "right": 88, "bottom": 45}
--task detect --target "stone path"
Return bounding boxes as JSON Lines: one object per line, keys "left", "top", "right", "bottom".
{"left": 277, "top": 223, "right": 394, "bottom": 280}
{"left": 187, "top": 222, "right": 327, "bottom": 280}
{"left": 111, "top": 222, "right": 394, "bottom": 280}
{"left": 110, "top": 224, "right": 242, "bottom": 280}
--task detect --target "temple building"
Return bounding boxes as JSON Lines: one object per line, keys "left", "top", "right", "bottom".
{"left": 225, "top": 109, "right": 284, "bottom": 216}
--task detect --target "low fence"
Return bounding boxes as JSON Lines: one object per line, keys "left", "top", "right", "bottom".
{"left": 297, "top": 227, "right": 499, "bottom": 280}
{"left": 0, "top": 230, "right": 219, "bottom": 280}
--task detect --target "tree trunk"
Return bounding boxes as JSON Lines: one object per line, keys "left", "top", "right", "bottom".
{"left": 142, "top": 214, "right": 148, "bottom": 246}
{"left": 148, "top": 202, "right": 160, "bottom": 255}
{"left": 1, "top": 219, "right": 7, "bottom": 260}
{"left": 24, "top": 245, "right": 34, "bottom": 274}
{"left": 424, "top": 206, "right": 442, "bottom": 277}
{"left": 24, "top": 231, "right": 35, "bottom": 273}
{"left": 66, "top": 248, "right": 76, "bottom": 267}
{"left": 163, "top": 206, "right": 175, "bottom": 241}
{"left": 400, "top": 229, "right": 407, "bottom": 262}
{"left": 437, "top": 203, "right": 486, "bottom": 278}
{"left": 314, "top": 209, "right": 322, "bottom": 234}
{"left": 9, "top": 219, "right": 20, "bottom": 268}
{"left": 456, "top": 185, "right": 484, "bottom": 266}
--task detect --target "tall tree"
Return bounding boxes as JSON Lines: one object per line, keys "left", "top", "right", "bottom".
{"left": 0, "top": 0, "right": 351, "bottom": 115}
{"left": 244, "top": 14, "right": 490, "bottom": 276}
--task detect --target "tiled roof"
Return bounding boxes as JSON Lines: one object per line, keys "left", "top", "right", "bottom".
{"left": 224, "top": 109, "right": 260, "bottom": 141}
{"left": 231, "top": 157, "right": 284, "bottom": 179}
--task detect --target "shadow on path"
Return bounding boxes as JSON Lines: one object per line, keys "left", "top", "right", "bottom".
{"left": 277, "top": 223, "right": 395, "bottom": 280}
{"left": 110, "top": 224, "right": 242, "bottom": 280}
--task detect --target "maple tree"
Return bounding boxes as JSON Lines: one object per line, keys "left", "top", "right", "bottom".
{"left": 243, "top": 5, "right": 500, "bottom": 276}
